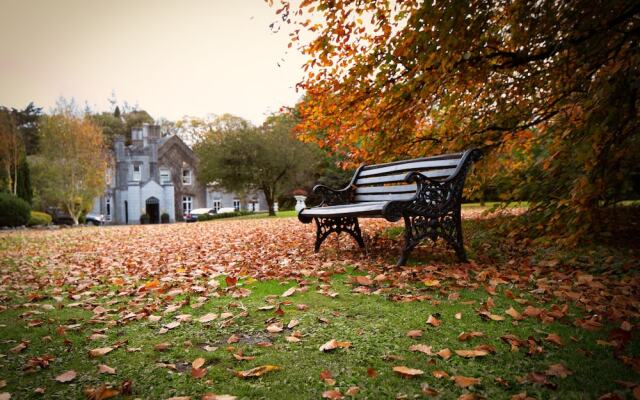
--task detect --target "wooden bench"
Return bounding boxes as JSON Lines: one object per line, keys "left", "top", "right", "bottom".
{"left": 298, "top": 149, "right": 482, "bottom": 265}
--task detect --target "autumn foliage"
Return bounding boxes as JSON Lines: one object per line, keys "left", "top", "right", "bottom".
{"left": 274, "top": 0, "right": 640, "bottom": 241}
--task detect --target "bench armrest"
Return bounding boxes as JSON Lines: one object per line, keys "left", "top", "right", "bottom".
{"left": 312, "top": 184, "right": 354, "bottom": 206}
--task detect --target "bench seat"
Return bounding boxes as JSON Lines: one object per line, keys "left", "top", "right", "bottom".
{"left": 298, "top": 149, "right": 482, "bottom": 265}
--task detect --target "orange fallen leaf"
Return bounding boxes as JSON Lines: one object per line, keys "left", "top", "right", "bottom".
{"left": 266, "top": 323, "right": 283, "bottom": 333}
{"left": 202, "top": 394, "right": 237, "bottom": 400}
{"left": 545, "top": 333, "right": 564, "bottom": 346}
{"left": 427, "top": 315, "right": 441, "bottom": 327}
{"left": 423, "top": 279, "right": 440, "bottom": 287}
{"left": 55, "top": 370, "right": 77, "bottom": 383}
{"left": 407, "top": 330, "right": 423, "bottom": 338}
{"left": 345, "top": 386, "right": 359, "bottom": 396}
{"left": 392, "top": 366, "right": 424, "bottom": 378}
{"left": 458, "top": 331, "right": 484, "bottom": 341}
{"left": 192, "top": 357, "right": 206, "bottom": 369}
{"left": 97, "top": 364, "right": 116, "bottom": 375}
{"left": 191, "top": 367, "right": 207, "bottom": 379}
{"left": 437, "top": 348, "right": 452, "bottom": 360}
{"left": 154, "top": 342, "right": 171, "bottom": 351}
{"left": 354, "top": 276, "right": 373, "bottom": 286}
{"left": 322, "top": 389, "right": 343, "bottom": 399}
{"left": 319, "top": 339, "right": 351, "bottom": 352}
{"left": 505, "top": 307, "right": 523, "bottom": 320}
{"left": 453, "top": 375, "right": 480, "bottom": 388}
{"left": 455, "top": 349, "right": 489, "bottom": 358}
{"left": 234, "top": 365, "right": 280, "bottom": 378}
{"left": 88, "top": 347, "right": 113, "bottom": 358}
{"left": 545, "top": 363, "right": 572, "bottom": 378}
{"left": 198, "top": 313, "right": 218, "bottom": 323}
{"left": 432, "top": 370, "right": 449, "bottom": 379}
{"left": 83, "top": 385, "right": 119, "bottom": 399}
{"left": 409, "top": 344, "right": 433, "bottom": 355}
{"left": 281, "top": 287, "right": 297, "bottom": 297}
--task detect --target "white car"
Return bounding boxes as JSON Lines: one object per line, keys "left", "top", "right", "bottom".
{"left": 85, "top": 213, "right": 105, "bottom": 226}
{"left": 216, "top": 207, "right": 237, "bottom": 214}
{"left": 184, "top": 208, "right": 215, "bottom": 222}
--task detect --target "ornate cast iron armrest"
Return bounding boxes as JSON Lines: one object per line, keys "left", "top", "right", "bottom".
{"left": 312, "top": 184, "right": 354, "bottom": 206}
{"left": 402, "top": 171, "right": 456, "bottom": 215}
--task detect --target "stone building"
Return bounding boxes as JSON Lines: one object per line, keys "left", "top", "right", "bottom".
{"left": 91, "top": 124, "right": 269, "bottom": 224}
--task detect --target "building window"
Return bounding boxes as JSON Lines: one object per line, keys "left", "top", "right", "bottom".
{"left": 182, "top": 196, "right": 193, "bottom": 215}
{"left": 182, "top": 169, "right": 192, "bottom": 185}
{"left": 212, "top": 200, "right": 221, "bottom": 212}
{"left": 105, "top": 197, "right": 111, "bottom": 221}
{"left": 233, "top": 199, "right": 241, "bottom": 211}
{"left": 132, "top": 164, "right": 141, "bottom": 181}
{"left": 160, "top": 168, "right": 171, "bottom": 184}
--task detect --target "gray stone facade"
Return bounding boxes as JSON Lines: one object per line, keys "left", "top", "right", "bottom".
{"left": 92, "top": 124, "right": 270, "bottom": 224}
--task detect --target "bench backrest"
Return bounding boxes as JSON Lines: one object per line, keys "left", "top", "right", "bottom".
{"left": 352, "top": 151, "right": 469, "bottom": 203}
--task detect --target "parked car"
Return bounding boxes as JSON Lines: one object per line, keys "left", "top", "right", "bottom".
{"left": 85, "top": 213, "right": 105, "bottom": 226}
{"left": 217, "top": 207, "right": 236, "bottom": 214}
{"left": 46, "top": 207, "right": 74, "bottom": 225}
{"left": 184, "top": 208, "right": 216, "bottom": 222}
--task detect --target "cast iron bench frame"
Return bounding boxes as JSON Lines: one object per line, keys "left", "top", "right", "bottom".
{"left": 298, "top": 149, "right": 482, "bottom": 266}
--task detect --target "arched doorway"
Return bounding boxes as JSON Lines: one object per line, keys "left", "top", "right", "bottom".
{"left": 145, "top": 197, "right": 160, "bottom": 224}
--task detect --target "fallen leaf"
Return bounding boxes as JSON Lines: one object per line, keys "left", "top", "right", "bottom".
{"left": 154, "top": 342, "right": 171, "bottom": 351}
{"left": 191, "top": 367, "right": 207, "bottom": 379}
{"left": 392, "top": 366, "right": 424, "bottom": 378}
{"left": 454, "top": 375, "right": 480, "bottom": 388}
{"left": 432, "top": 370, "right": 449, "bottom": 379}
{"left": 281, "top": 287, "right": 296, "bottom": 297}
{"left": 266, "top": 323, "right": 283, "bottom": 333}
{"left": 202, "top": 394, "right": 237, "bottom": 400}
{"left": 0, "top": 394, "right": 9, "bottom": 400}
{"left": 455, "top": 349, "right": 489, "bottom": 358}
{"left": 427, "top": 315, "right": 441, "bottom": 327}
{"left": 421, "top": 383, "right": 439, "bottom": 397}
{"left": 409, "top": 344, "right": 433, "bottom": 355}
{"left": 545, "top": 363, "right": 572, "bottom": 378}
{"left": 287, "top": 319, "right": 299, "bottom": 329}
{"left": 345, "top": 386, "right": 359, "bottom": 396}
{"left": 423, "top": 279, "right": 440, "bottom": 287}
{"left": 198, "top": 313, "right": 218, "bottom": 323}
{"left": 225, "top": 276, "right": 237, "bottom": 287}
{"left": 322, "top": 389, "right": 343, "bottom": 399}
{"left": 545, "top": 333, "right": 564, "bottom": 346}
{"left": 354, "top": 276, "right": 373, "bottom": 286}
{"left": 407, "top": 330, "right": 423, "bottom": 338}
{"left": 55, "top": 370, "right": 77, "bottom": 383}
{"left": 367, "top": 367, "right": 377, "bottom": 378}
{"left": 89, "top": 347, "right": 113, "bottom": 358}
{"left": 437, "top": 348, "right": 452, "bottom": 360}
{"left": 192, "top": 357, "right": 206, "bottom": 369}
{"left": 9, "top": 342, "right": 27, "bottom": 354}
{"left": 458, "top": 331, "right": 484, "bottom": 341}
{"left": 455, "top": 312, "right": 462, "bottom": 320}
{"left": 234, "top": 365, "right": 280, "bottom": 378}
{"left": 98, "top": 364, "right": 116, "bottom": 375}
{"left": 506, "top": 307, "right": 523, "bottom": 320}
{"left": 319, "top": 339, "right": 351, "bottom": 352}
{"left": 83, "top": 385, "right": 119, "bottom": 399}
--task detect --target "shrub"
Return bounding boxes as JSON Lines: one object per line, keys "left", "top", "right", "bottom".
{"left": 161, "top": 213, "right": 170, "bottom": 223}
{"left": 28, "top": 211, "right": 52, "bottom": 226}
{"left": 0, "top": 193, "right": 31, "bottom": 227}
{"left": 140, "top": 213, "right": 150, "bottom": 224}
{"left": 198, "top": 211, "right": 257, "bottom": 221}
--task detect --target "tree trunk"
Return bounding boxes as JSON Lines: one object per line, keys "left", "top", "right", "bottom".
{"left": 263, "top": 186, "right": 276, "bottom": 216}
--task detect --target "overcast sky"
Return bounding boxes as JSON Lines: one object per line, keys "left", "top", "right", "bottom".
{"left": 0, "top": 0, "right": 306, "bottom": 124}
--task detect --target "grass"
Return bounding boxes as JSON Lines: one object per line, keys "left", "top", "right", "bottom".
{"left": 0, "top": 209, "right": 638, "bottom": 399}
{"left": 0, "top": 269, "right": 637, "bottom": 399}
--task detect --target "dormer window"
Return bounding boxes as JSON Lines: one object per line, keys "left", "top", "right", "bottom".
{"left": 160, "top": 168, "right": 171, "bottom": 184}
{"left": 133, "top": 164, "right": 141, "bottom": 181}
{"left": 182, "top": 168, "right": 192, "bottom": 185}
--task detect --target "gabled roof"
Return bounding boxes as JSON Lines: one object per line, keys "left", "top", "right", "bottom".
{"left": 157, "top": 135, "right": 197, "bottom": 163}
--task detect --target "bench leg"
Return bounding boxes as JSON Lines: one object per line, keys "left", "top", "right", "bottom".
{"left": 313, "top": 217, "right": 365, "bottom": 252}
{"left": 397, "top": 212, "right": 467, "bottom": 265}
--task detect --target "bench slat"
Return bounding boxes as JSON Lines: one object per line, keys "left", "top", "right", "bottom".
{"left": 358, "top": 158, "right": 461, "bottom": 178}
{"left": 355, "top": 168, "right": 456, "bottom": 185}
{"left": 355, "top": 184, "right": 417, "bottom": 194}
{"left": 354, "top": 193, "right": 415, "bottom": 202}
{"left": 299, "top": 202, "right": 387, "bottom": 217}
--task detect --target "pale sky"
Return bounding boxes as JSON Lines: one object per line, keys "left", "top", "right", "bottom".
{"left": 0, "top": 0, "right": 306, "bottom": 124}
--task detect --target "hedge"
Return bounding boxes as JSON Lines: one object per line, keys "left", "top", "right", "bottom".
{"left": 0, "top": 192, "right": 31, "bottom": 227}
{"left": 28, "top": 211, "right": 52, "bottom": 226}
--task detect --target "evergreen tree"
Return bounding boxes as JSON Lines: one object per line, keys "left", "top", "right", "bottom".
{"left": 16, "top": 158, "right": 32, "bottom": 204}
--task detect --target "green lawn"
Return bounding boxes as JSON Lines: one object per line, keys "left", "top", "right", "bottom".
{"left": 0, "top": 213, "right": 638, "bottom": 399}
